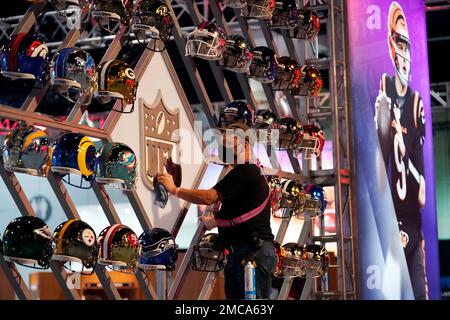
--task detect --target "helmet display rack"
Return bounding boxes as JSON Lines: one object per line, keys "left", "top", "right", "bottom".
{"left": 0, "top": 0, "right": 356, "bottom": 300}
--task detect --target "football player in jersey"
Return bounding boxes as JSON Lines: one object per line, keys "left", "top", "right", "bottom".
{"left": 374, "top": 1, "right": 427, "bottom": 300}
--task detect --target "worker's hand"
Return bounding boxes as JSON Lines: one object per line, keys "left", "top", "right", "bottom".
{"left": 199, "top": 215, "right": 217, "bottom": 230}
{"left": 156, "top": 172, "right": 177, "bottom": 194}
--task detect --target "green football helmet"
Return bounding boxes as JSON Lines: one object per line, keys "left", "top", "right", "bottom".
{"left": 2, "top": 216, "right": 53, "bottom": 269}
{"left": 98, "top": 224, "right": 140, "bottom": 272}
{"left": 95, "top": 142, "right": 137, "bottom": 191}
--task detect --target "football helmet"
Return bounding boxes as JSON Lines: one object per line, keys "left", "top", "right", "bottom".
{"left": 388, "top": 2, "right": 410, "bottom": 86}
{"left": 290, "top": 65, "right": 322, "bottom": 96}
{"left": 92, "top": 0, "right": 134, "bottom": 33}
{"left": 51, "top": 133, "right": 96, "bottom": 189}
{"left": 298, "top": 244, "right": 329, "bottom": 278}
{"left": 98, "top": 224, "right": 139, "bottom": 272}
{"left": 48, "top": 0, "right": 92, "bottom": 13}
{"left": 274, "top": 117, "right": 302, "bottom": 150}
{"left": 95, "top": 142, "right": 137, "bottom": 191}
{"left": 0, "top": 33, "right": 48, "bottom": 85}
{"left": 192, "top": 233, "right": 230, "bottom": 272}
{"left": 52, "top": 219, "right": 98, "bottom": 274}
{"left": 138, "top": 228, "right": 178, "bottom": 271}
{"left": 271, "top": 56, "right": 301, "bottom": 91}
{"left": 302, "top": 184, "right": 327, "bottom": 218}
{"left": 2, "top": 122, "right": 52, "bottom": 177}
{"left": 218, "top": 100, "right": 255, "bottom": 129}
{"left": 268, "top": 176, "right": 282, "bottom": 212}
{"left": 132, "top": 0, "right": 173, "bottom": 51}
{"left": 185, "top": 21, "right": 227, "bottom": 61}
{"left": 50, "top": 47, "right": 97, "bottom": 103}
{"left": 218, "top": 34, "right": 253, "bottom": 73}
{"left": 294, "top": 124, "right": 325, "bottom": 159}
{"left": 242, "top": 0, "right": 276, "bottom": 19}
{"left": 289, "top": 10, "right": 320, "bottom": 40}
{"left": 269, "top": 0, "right": 299, "bottom": 29}
{"left": 272, "top": 179, "right": 306, "bottom": 218}
{"left": 248, "top": 46, "right": 278, "bottom": 83}
{"left": 254, "top": 109, "right": 277, "bottom": 144}
{"left": 94, "top": 59, "right": 137, "bottom": 113}
{"left": 223, "top": 0, "right": 247, "bottom": 8}
{"left": 2, "top": 216, "right": 52, "bottom": 269}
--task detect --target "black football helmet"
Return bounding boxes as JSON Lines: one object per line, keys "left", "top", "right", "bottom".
{"left": 271, "top": 56, "right": 301, "bottom": 91}
{"left": 192, "top": 233, "right": 230, "bottom": 272}
{"left": 248, "top": 46, "right": 278, "bottom": 83}
{"left": 218, "top": 34, "right": 253, "bottom": 73}
{"left": 131, "top": 0, "right": 173, "bottom": 51}
{"left": 290, "top": 65, "right": 323, "bottom": 96}
{"left": 254, "top": 109, "right": 277, "bottom": 144}
{"left": 269, "top": 0, "right": 299, "bottom": 29}
{"left": 289, "top": 10, "right": 320, "bottom": 40}
{"left": 52, "top": 219, "right": 98, "bottom": 274}
{"left": 218, "top": 100, "right": 255, "bottom": 129}
{"left": 274, "top": 117, "right": 302, "bottom": 150}
{"left": 2, "top": 216, "right": 53, "bottom": 269}
{"left": 91, "top": 0, "right": 134, "bottom": 33}
{"left": 272, "top": 179, "right": 306, "bottom": 218}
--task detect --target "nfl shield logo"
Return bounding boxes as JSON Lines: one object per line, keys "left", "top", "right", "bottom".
{"left": 140, "top": 92, "right": 180, "bottom": 190}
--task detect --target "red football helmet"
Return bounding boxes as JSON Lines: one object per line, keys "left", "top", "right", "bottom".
{"left": 294, "top": 124, "right": 325, "bottom": 159}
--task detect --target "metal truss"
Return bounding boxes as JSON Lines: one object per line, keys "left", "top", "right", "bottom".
{"left": 431, "top": 82, "right": 450, "bottom": 112}
{"left": 0, "top": 0, "right": 356, "bottom": 301}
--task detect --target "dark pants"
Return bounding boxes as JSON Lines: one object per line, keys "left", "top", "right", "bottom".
{"left": 224, "top": 241, "right": 277, "bottom": 299}
{"left": 403, "top": 229, "right": 428, "bottom": 300}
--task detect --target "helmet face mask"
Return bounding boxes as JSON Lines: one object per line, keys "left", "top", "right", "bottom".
{"left": 191, "top": 234, "right": 229, "bottom": 272}
{"left": 2, "top": 216, "right": 53, "bottom": 270}
{"left": 2, "top": 122, "right": 52, "bottom": 177}
{"left": 219, "top": 35, "right": 253, "bottom": 73}
{"left": 0, "top": 33, "right": 49, "bottom": 85}
{"left": 293, "top": 124, "right": 324, "bottom": 159}
{"left": 132, "top": 0, "right": 173, "bottom": 52}
{"left": 92, "top": 0, "right": 133, "bottom": 33}
{"left": 254, "top": 109, "right": 277, "bottom": 144}
{"left": 51, "top": 133, "right": 97, "bottom": 189}
{"left": 52, "top": 219, "right": 98, "bottom": 275}
{"left": 96, "top": 142, "right": 138, "bottom": 191}
{"left": 242, "top": 0, "right": 276, "bottom": 19}
{"left": 185, "top": 22, "right": 227, "bottom": 61}
{"left": 290, "top": 65, "right": 322, "bottom": 97}
{"left": 274, "top": 117, "right": 302, "bottom": 151}
{"left": 272, "top": 57, "right": 300, "bottom": 91}
{"left": 138, "top": 228, "right": 178, "bottom": 271}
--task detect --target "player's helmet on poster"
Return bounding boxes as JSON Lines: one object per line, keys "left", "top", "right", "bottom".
{"left": 192, "top": 233, "right": 230, "bottom": 272}
{"left": 91, "top": 0, "right": 134, "bottom": 33}
{"left": 294, "top": 123, "right": 325, "bottom": 159}
{"left": 274, "top": 117, "right": 302, "bottom": 150}
{"left": 50, "top": 47, "right": 97, "bottom": 103}
{"left": 242, "top": 0, "right": 276, "bottom": 19}
{"left": 218, "top": 34, "right": 253, "bottom": 73}
{"left": 289, "top": 10, "right": 320, "bottom": 40}
{"left": 269, "top": 0, "right": 299, "bottom": 29}
{"left": 131, "top": 0, "right": 173, "bottom": 51}
{"left": 95, "top": 142, "right": 137, "bottom": 191}
{"left": 94, "top": 59, "right": 137, "bottom": 113}
{"left": 52, "top": 219, "right": 98, "bottom": 274}
{"left": 185, "top": 21, "right": 227, "bottom": 61}
{"left": 2, "top": 216, "right": 52, "bottom": 269}
{"left": 2, "top": 122, "right": 52, "bottom": 177}
{"left": 271, "top": 56, "right": 301, "bottom": 91}
{"left": 388, "top": 1, "right": 411, "bottom": 86}
{"left": 138, "top": 228, "right": 178, "bottom": 271}
{"left": 302, "top": 184, "right": 327, "bottom": 218}
{"left": 248, "top": 46, "right": 278, "bottom": 83}
{"left": 98, "top": 224, "right": 140, "bottom": 272}
{"left": 51, "top": 133, "right": 96, "bottom": 189}
{"left": 218, "top": 100, "right": 255, "bottom": 129}
{"left": 0, "top": 33, "right": 49, "bottom": 85}
{"left": 223, "top": 0, "right": 247, "bottom": 8}
{"left": 290, "top": 65, "right": 322, "bottom": 96}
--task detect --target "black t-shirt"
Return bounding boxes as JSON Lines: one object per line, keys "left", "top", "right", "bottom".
{"left": 213, "top": 164, "right": 274, "bottom": 246}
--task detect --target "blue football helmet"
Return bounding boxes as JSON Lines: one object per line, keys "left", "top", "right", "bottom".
{"left": 218, "top": 100, "right": 255, "bottom": 129}
{"left": 0, "top": 33, "right": 49, "bottom": 85}
{"left": 302, "top": 184, "right": 327, "bottom": 218}
{"left": 248, "top": 46, "right": 278, "bottom": 83}
{"left": 2, "top": 122, "right": 52, "bottom": 177}
{"left": 51, "top": 133, "right": 96, "bottom": 189}
{"left": 138, "top": 228, "right": 178, "bottom": 271}
{"left": 50, "top": 47, "right": 97, "bottom": 103}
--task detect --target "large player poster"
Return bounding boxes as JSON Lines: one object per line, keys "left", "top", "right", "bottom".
{"left": 347, "top": 0, "right": 439, "bottom": 299}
